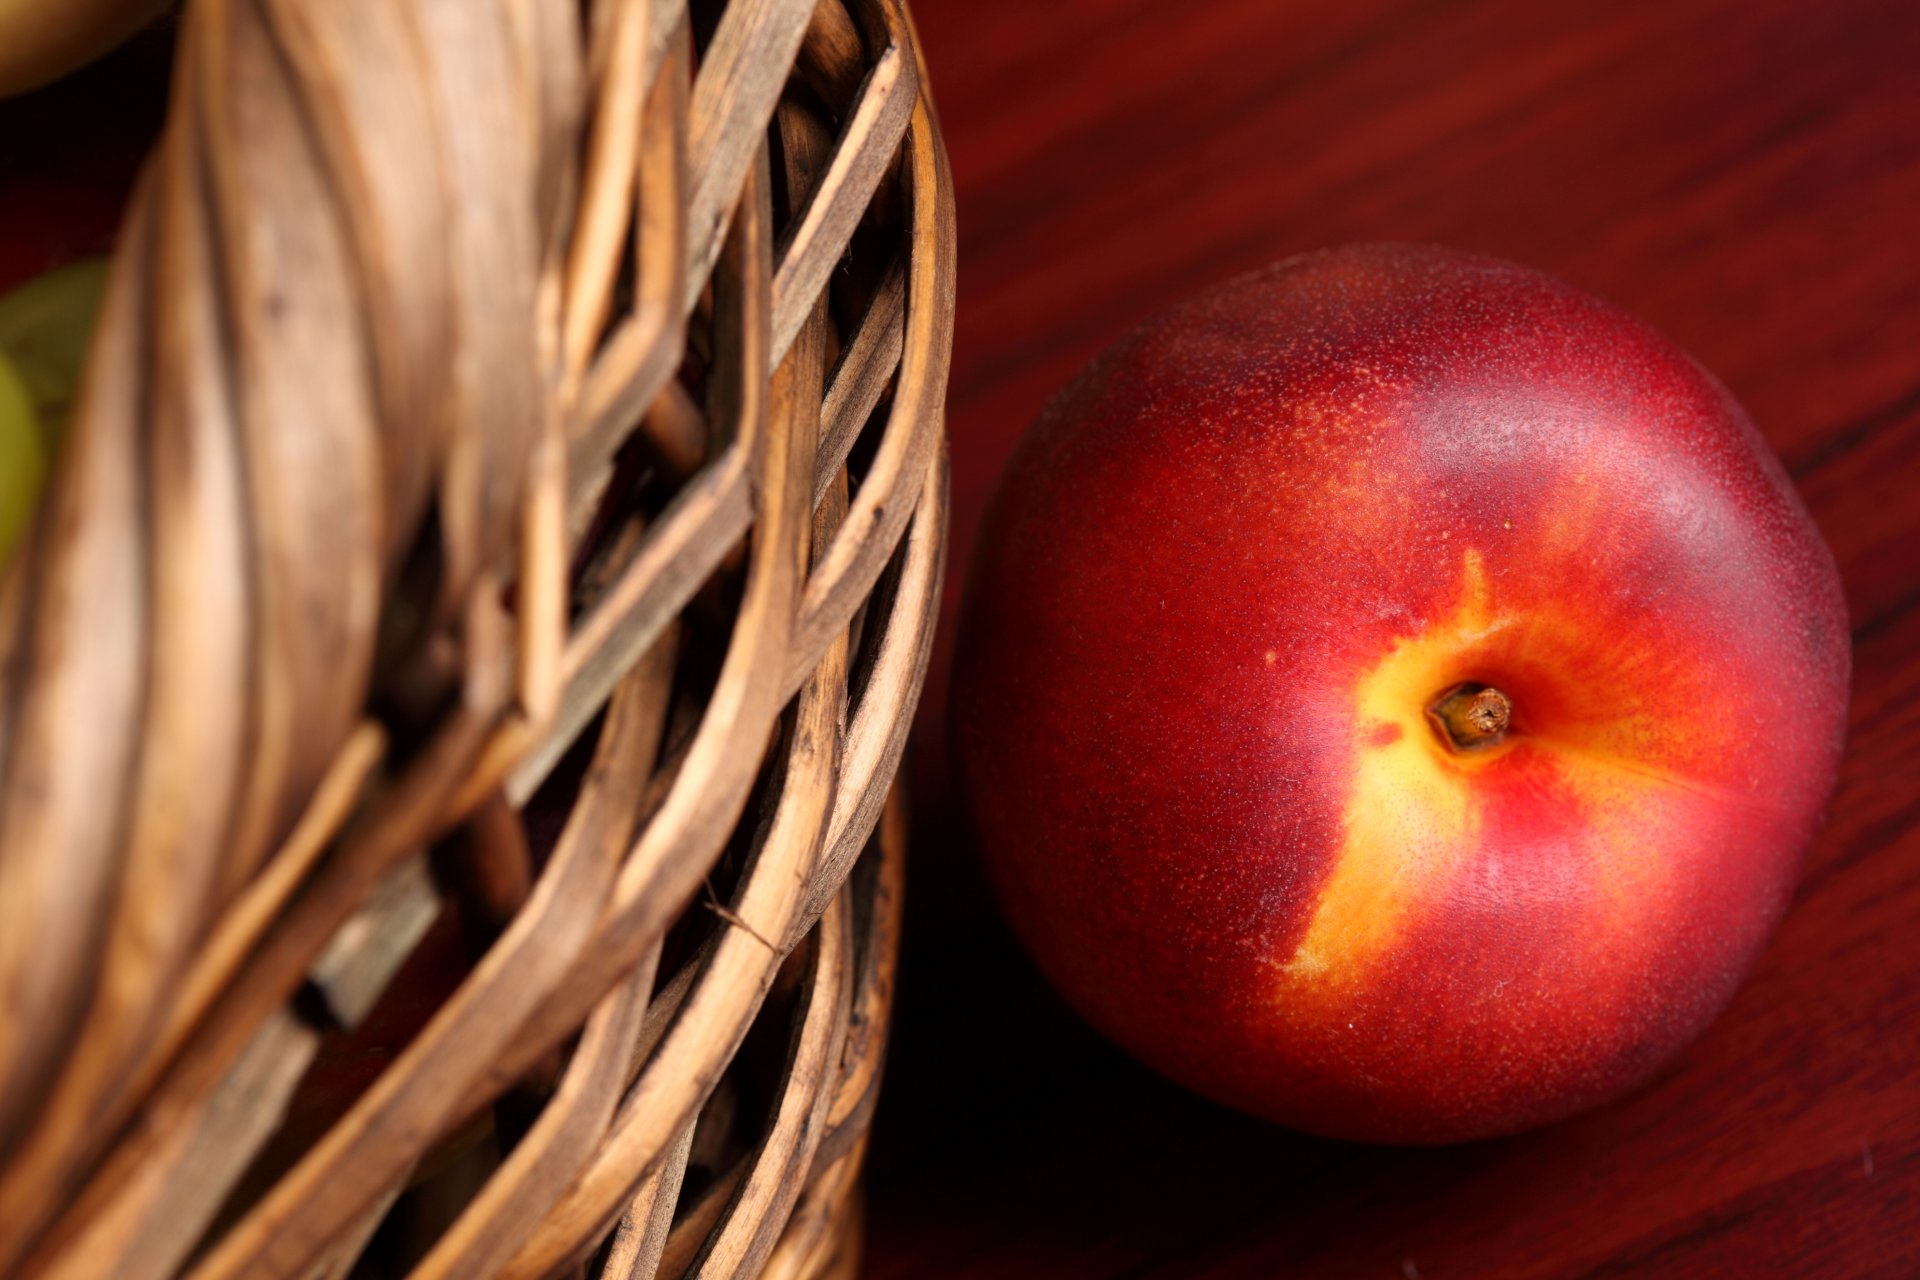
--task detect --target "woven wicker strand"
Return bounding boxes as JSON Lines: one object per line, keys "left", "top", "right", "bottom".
{"left": 0, "top": 0, "right": 952, "bottom": 1274}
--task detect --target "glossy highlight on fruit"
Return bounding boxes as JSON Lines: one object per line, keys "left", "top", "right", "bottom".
{"left": 952, "top": 244, "right": 1850, "bottom": 1144}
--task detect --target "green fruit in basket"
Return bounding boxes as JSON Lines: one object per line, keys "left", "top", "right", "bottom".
{"left": 0, "top": 348, "right": 46, "bottom": 562}
{"left": 0, "top": 256, "right": 107, "bottom": 448}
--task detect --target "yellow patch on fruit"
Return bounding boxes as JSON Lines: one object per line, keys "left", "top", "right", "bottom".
{"left": 1281, "top": 551, "right": 1508, "bottom": 986}
{"left": 1276, "top": 525, "right": 1756, "bottom": 998}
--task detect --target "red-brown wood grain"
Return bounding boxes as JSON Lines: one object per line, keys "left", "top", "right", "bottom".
{"left": 870, "top": 0, "right": 1920, "bottom": 1275}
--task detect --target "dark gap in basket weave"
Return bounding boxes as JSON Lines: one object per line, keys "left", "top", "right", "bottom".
{"left": 667, "top": 929, "right": 815, "bottom": 1249}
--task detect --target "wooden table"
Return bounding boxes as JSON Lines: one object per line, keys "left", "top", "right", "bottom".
{"left": 868, "top": 1, "right": 1920, "bottom": 1275}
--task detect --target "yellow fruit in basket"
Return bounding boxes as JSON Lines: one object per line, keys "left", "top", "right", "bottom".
{"left": 0, "top": 258, "right": 107, "bottom": 447}
{"left": 0, "top": 349, "right": 45, "bottom": 562}
{"left": 0, "top": 0, "right": 170, "bottom": 98}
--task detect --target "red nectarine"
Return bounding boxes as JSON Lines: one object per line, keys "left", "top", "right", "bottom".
{"left": 952, "top": 244, "right": 1850, "bottom": 1143}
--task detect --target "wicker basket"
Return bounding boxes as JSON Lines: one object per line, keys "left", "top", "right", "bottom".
{"left": 0, "top": 0, "right": 952, "bottom": 1274}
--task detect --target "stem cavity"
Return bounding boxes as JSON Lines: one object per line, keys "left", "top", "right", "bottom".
{"left": 1427, "top": 683, "right": 1512, "bottom": 752}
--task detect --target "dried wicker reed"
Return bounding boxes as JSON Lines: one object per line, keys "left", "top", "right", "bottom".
{"left": 0, "top": 0, "right": 952, "bottom": 1274}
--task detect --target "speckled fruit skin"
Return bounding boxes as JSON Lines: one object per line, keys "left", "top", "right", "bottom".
{"left": 951, "top": 244, "right": 1850, "bottom": 1144}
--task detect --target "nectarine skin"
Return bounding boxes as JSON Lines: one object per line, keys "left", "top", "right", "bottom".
{"left": 952, "top": 244, "right": 1850, "bottom": 1143}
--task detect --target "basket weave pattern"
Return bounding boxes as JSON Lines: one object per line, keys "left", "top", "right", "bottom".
{"left": 0, "top": 0, "right": 952, "bottom": 1274}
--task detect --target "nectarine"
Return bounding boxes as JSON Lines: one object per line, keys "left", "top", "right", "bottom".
{"left": 952, "top": 244, "right": 1849, "bottom": 1143}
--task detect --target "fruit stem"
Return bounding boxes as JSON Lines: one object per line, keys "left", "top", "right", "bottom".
{"left": 1427, "top": 684, "right": 1512, "bottom": 751}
